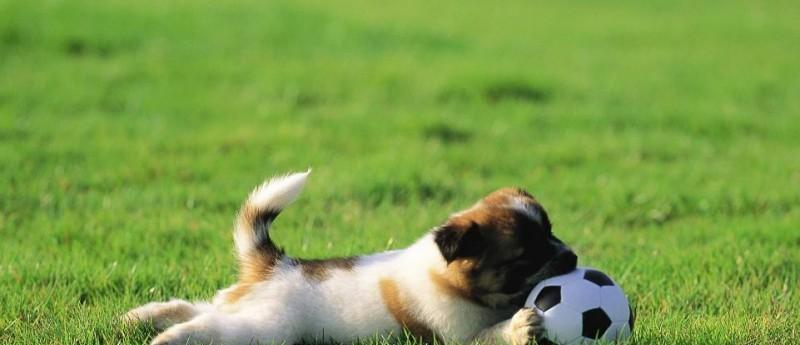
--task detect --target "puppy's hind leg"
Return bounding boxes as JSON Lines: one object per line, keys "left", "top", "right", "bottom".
{"left": 151, "top": 312, "right": 299, "bottom": 345}
{"left": 123, "top": 299, "right": 211, "bottom": 331}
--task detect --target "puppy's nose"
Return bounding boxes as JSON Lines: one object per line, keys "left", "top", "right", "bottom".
{"left": 555, "top": 250, "right": 578, "bottom": 274}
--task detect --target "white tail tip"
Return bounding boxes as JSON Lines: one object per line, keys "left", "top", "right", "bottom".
{"left": 248, "top": 170, "right": 310, "bottom": 211}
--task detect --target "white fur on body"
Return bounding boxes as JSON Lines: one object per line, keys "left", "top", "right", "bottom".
{"left": 125, "top": 172, "right": 535, "bottom": 345}
{"left": 211, "top": 238, "right": 505, "bottom": 344}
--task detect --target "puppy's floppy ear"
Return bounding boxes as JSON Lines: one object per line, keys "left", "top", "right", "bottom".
{"left": 434, "top": 221, "right": 485, "bottom": 263}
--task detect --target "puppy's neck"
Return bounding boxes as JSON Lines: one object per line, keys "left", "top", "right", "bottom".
{"left": 403, "top": 233, "right": 449, "bottom": 270}
{"left": 395, "top": 234, "right": 475, "bottom": 301}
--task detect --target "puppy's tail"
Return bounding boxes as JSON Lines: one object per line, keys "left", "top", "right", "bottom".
{"left": 234, "top": 170, "right": 310, "bottom": 281}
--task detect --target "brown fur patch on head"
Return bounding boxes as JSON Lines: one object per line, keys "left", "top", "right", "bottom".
{"left": 434, "top": 188, "right": 537, "bottom": 266}
{"left": 379, "top": 278, "right": 441, "bottom": 344}
{"left": 481, "top": 187, "right": 535, "bottom": 205}
{"left": 432, "top": 187, "right": 564, "bottom": 308}
{"left": 297, "top": 257, "right": 356, "bottom": 281}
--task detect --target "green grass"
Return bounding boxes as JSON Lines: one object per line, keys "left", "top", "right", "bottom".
{"left": 1, "top": 0, "right": 799, "bottom": 343}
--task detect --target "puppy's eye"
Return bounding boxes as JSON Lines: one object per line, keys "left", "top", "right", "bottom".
{"left": 496, "top": 256, "right": 523, "bottom": 267}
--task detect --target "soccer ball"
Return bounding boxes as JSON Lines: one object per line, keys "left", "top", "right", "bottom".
{"left": 524, "top": 267, "right": 634, "bottom": 345}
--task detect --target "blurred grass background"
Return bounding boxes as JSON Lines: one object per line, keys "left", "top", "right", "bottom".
{"left": 1, "top": 0, "right": 799, "bottom": 344}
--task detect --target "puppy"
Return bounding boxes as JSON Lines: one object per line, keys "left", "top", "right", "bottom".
{"left": 124, "top": 171, "right": 577, "bottom": 345}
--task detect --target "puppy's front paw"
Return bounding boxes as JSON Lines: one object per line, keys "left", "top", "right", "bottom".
{"left": 507, "top": 308, "right": 544, "bottom": 345}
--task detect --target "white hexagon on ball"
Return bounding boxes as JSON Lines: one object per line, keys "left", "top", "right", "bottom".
{"left": 559, "top": 278, "right": 601, "bottom": 311}
{"left": 599, "top": 286, "right": 630, "bottom": 322}
{"left": 542, "top": 304, "right": 582, "bottom": 344}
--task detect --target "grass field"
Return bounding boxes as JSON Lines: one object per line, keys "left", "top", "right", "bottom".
{"left": 2, "top": 0, "right": 799, "bottom": 344}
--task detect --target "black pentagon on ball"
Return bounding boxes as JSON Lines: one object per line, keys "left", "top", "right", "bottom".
{"left": 629, "top": 305, "right": 635, "bottom": 330}
{"left": 582, "top": 308, "right": 612, "bottom": 338}
{"left": 534, "top": 286, "right": 561, "bottom": 312}
{"left": 583, "top": 269, "right": 614, "bottom": 287}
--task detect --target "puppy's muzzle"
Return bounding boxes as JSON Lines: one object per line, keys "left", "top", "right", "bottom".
{"left": 550, "top": 250, "right": 578, "bottom": 276}
{"left": 507, "top": 250, "right": 578, "bottom": 307}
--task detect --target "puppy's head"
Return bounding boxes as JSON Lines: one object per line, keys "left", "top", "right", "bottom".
{"left": 432, "top": 188, "right": 577, "bottom": 308}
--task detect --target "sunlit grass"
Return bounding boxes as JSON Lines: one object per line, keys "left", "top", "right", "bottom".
{"left": 1, "top": 0, "right": 798, "bottom": 344}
